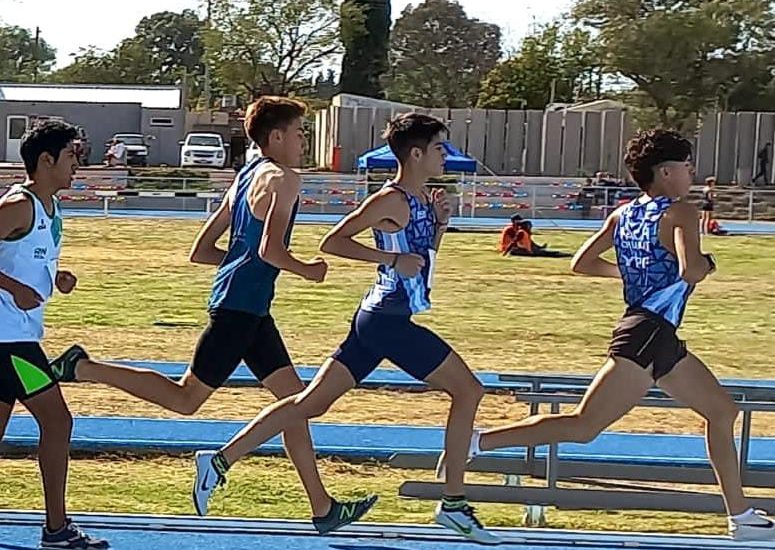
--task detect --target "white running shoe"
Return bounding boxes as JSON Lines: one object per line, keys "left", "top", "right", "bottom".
{"left": 435, "top": 429, "right": 482, "bottom": 481}
{"left": 434, "top": 501, "right": 501, "bottom": 545}
{"left": 729, "top": 509, "right": 775, "bottom": 541}
{"left": 192, "top": 450, "right": 224, "bottom": 516}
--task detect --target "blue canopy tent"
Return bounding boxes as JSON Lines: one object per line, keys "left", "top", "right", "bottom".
{"left": 357, "top": 142, "right": 478, "bottom": 218}
{"left": 357, "top": 141, "right": 477, "bottom": 173}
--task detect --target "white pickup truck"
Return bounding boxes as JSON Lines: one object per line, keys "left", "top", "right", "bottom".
{"left": 179, "top": 132, "right": 228, "bottom": 168}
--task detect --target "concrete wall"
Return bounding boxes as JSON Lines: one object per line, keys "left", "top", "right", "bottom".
{"left": 315, "top": 104, "right": 629, "bottom": 177}
{"left": 141, "top": 108, "right": 186, "bottom": 166}
{"left": 316, "top": 105, "right": 775, "bottom": 182}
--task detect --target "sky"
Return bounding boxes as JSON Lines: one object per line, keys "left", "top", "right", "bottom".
{"left": 1, "top": 0, "right": 573, "bottom": 68}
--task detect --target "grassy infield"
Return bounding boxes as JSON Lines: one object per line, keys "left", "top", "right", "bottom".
{"left": 1, "top": 219, "right": 774, "bottom": 535}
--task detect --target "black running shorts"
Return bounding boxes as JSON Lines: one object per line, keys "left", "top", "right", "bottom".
{"left": 190, "top": 308, "right": 292, "bottom": 389}
{"left": 608, "top": 307, "right": 688, "bottom": 381}
{"left": 0, "top": 342, "right": 57, "bottom": 405}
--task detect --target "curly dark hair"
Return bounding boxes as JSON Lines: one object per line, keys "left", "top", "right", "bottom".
{"left": 624, "top": 129, "right": 693, "bottom": 190}
{"left": 382, "top": 112, "right": 448, "bottom": 164}
{"left": 20, "top": 120, "right": 78, "bottom": 177}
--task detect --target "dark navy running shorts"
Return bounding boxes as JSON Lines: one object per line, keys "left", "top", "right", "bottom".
{"left": 332, "top": 308, "right": 452, "bottom": 383}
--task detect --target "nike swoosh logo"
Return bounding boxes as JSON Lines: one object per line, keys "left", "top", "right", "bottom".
{"left": 447, "top": 516, "right": 472, "bottom": 535}
{"left": 200, "top": 469, "right": 211, "bottom": 492}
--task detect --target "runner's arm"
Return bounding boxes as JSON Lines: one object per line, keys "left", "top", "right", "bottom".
{"left": 669, "top": 201, "right": 714, "bottom": 284}
{"left": 570, "top": 210, "right": 621, "bottom": 278}
{"left": 431, "top": 188, "right": 451, "bottom": 251}
{"left": 256, "top": 171, "right": 320, "bottom": 279}
{"left": 320, "top": 189, "right": 406, "bottom": 266}
{"left": 433, "top": 223, "right": 447, "bottom": 251}
{"left": 189, "top": 196, "right": 231, "bottom": 265}
{"left": 0, "top": 198, "right": 35, "bottom": 294}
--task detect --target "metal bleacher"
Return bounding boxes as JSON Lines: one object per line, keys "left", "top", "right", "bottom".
{"left": 394, "top": 372, "right": 775, "bottom": 518}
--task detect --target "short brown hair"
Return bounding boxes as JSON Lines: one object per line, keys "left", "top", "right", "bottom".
{"left": 382, "top": 112, "right": 448, "bottom": 164}
{"left": 244, "top": 96, "right": 307, "bottom": 148}
{"left": 624, "top": 129, "right": 693, "bottom": 190}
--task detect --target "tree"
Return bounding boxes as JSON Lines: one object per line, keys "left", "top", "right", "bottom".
{"left": 205, "top": 0, "right": 345, "bottom": 99}
{"left": 572, "top": 0, "right": 775, "bottom": 129}
{"left": 722, "top": 52, "right": 775, "bottom": 112}
{"left": 383, "top": 0, "right": 501, "bottom": 108}
{"left": 51, "top": 11, "right": 205, "bottom": 93}
{"left": 132, "top": 10, "right": 205, "bottom": 83}
{"left": 0, "top": 24, "right": 56, "bottom": 82}
{"left": 340, "top": 0, "right": 390, "bottom": 98}
{"left": 50, "top": 47, "right": 122, "bottom": 84}
{"left": 478, "top": 23, "right": 600, "bottom": 110}
{"left": 51, "top": 42, "right": 157, "bottom": 86}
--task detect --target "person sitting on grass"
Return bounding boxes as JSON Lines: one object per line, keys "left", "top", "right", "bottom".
{"left": 501, "top": 218, "right": 571, "bottom": 258}
{"left": 499, "top": 214, "right": 525, "bottom": 254}
{"left": 708, "top": 219, "right": 728, "bottom": 236}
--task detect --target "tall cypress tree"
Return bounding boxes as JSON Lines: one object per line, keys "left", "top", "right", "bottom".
{"left": 340, "top": 0, "right": 391, "bottom": 98}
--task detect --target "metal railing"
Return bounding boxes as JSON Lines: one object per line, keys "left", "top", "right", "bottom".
{"left": 457, "top": 181, "right": 775, "bottom": 223}
{"left": 3, "top": 174, "right": 773, "bottom": 223}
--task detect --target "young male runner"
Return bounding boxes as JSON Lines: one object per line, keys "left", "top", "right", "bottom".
{"left": 192, "top": 113, "right": 499, "bottom": 545}
{"left": 440, "top": 128, "right": 775, "bottom": 542}
{"left": 0, "top": 121, "right": 109, "bottom": 549}
{"left": 50, "top": 97, "right": 374, "bottom": 533}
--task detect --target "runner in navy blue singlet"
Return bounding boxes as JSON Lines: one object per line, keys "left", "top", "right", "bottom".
{"left": 49, "top": 97, "right": 375, "bottom": 533}
{"left": 191, "top": 113, "right": 500, "bottom": 545}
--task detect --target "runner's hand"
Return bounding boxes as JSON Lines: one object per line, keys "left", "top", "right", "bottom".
{"left": 10, "top": 281, "right": 43, "bottom": 310}
{"left": 302, "top": 257, "right": 328, "bottom": 283}
{"left": 394, "top": 253, "right": 425, "bottom": 277}
{"left": 56, "top": 270, "right": 78, "bottom": 294}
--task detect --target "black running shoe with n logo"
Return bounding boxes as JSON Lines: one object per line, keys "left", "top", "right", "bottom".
{"left": 312, "top": 495, "right": 378, "bottom": 535}
{"left": 49, "top": 345, "right": 89, "bottom": 382}
{"left": 40, "top": 519, "right": 109, "bottom": 549}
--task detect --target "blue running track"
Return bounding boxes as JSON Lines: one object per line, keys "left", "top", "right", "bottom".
{"left": 62, "top": 208, "right": 775, "bottom": 235}
{"left": 4, "top": 415, "right": 775, "bottom": 470}
{"left": 0, "top": 512, "right": 771, "bottom": 550}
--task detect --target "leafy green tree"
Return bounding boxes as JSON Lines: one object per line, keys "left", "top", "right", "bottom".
{"left": 572, "top": 0, "right": 775, "bottom": 129}
{"left": 384, "top": 0, "right": 501, "bottom": 107}
{"left": 51, "top": 10, "right": 205, "bottom": 95}
{"left": 206, "top": 0, "right": 344, "bottom": 99}
{"left": 0, "top": 24, "right": 56, "bottom": 82}
{"left": 340, "top": 0, "right": 390, "bottom": 98}
{"left": 478, "top": 24, "right": 600, "bottom": 110}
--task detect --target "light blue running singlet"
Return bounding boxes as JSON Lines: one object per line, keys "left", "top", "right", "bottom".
{"left": 614, "top": 196, "right": 694, "bottom": 327}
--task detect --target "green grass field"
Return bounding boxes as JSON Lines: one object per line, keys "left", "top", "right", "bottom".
{"left": 2, "top": 218, "right": 774, "bottom": 535}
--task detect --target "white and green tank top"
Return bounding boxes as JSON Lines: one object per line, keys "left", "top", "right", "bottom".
{"left": 0, "top": 185, "right": 62, "bottom": 342}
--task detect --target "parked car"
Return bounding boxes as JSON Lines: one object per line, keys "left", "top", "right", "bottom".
{"left": 179, "top": 132, "right": 228, "bottom": 168}
{"left": 111, "top": 133, "right": 152, "bottom": 167}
